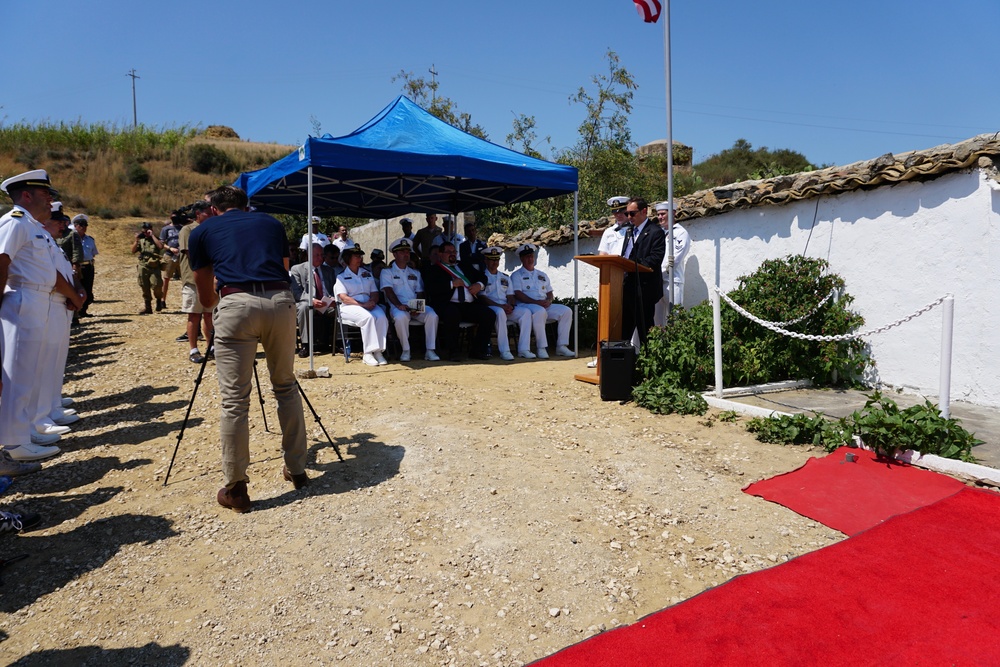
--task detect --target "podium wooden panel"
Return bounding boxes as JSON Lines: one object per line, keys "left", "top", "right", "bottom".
{"left": 574, "top": 255, "right": 651, "bottom": 384}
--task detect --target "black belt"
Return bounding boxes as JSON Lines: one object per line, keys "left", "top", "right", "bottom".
{"left": 219, "top": 281, "right": 290, "bottom": 298}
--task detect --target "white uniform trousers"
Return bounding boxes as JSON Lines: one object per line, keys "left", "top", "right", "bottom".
{"left": 520, "top": 302, "right": 572, "bottom": 349}
{"left": 390, "top": 305, "right": 439, "bottom": 351}
{"left": 653, "top": 281, "right": 685, "bottom": 327}
{"left": 0, "top": 289, "right": 50, "bottom": 447}
{"left": 339, "top": 303, "right": 388, "bottom": 354}
{"left": 32, "top": 294, "right": 72, "bottom": 429}
{"left": 487, "top": 305, "right": 532, "bottom": 355}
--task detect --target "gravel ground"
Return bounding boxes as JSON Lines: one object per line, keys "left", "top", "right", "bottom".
{"left": 0, "top": 220, "right": 843, "bottom": 666}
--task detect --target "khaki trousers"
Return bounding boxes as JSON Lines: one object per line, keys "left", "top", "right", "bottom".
{"left": 213, "top": 289, "right": 306, "bottom": 488}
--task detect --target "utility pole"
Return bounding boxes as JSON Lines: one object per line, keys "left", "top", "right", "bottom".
{"left": 428, "top": 64, "right": 438, "bottom": 106}
{"left": 127, "top": 68, "right": 140, "bottom": 128}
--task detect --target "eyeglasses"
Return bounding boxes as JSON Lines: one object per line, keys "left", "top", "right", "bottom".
{"left": 625, "top": 210, "right": 642, "bottom": 217}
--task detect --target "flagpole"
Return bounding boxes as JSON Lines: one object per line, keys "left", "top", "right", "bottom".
{"left": 663, "top": 0, "right": 675, "bottom": 318}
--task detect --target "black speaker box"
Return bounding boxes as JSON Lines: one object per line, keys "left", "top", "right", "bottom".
{"left": 599, "top": 340, "right": 636, "bottom": 401}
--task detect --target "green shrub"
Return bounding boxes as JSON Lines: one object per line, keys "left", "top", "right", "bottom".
{"left": 744, "top": 392, "right": 981, "bottom": 463}
{"left": 632, "top": 376, "right": 708, "bottom": 415}
{"left": 554, "top": 296, "right": 598, "bottom": 351}
{"left": 124, "top": 162, "right": 150, "bottom": 185}
{"left": 636, "top": 255, "right": 868, "bottom": 395}
{"left": 188, "top": 143, "right": 235, "bottom": 174}
{"left": 746, "top": 413, "right": 849, "bottom": 449}
{"left": 847, "top": 392, "right": 981, "bottom": 462}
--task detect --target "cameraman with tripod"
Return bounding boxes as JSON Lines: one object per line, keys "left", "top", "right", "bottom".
{"left": 188, "top": 185, "right": 308, "bottom": 513}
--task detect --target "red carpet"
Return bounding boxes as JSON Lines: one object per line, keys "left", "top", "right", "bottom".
{"left": 742, "top": 446, "right": 965, "bottom": 535}
{"left": 533, "top": 488, "right": 1000, "bottom": 666}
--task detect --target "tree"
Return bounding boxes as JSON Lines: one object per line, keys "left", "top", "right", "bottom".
{"left": 392, "top": 70, "right": 487, "bottom": 139}
{"left": 506, "top": 113, "right": 549, "bottom": 160}
{"left": 694, "top": 139, "right": 816, "bottom": 187}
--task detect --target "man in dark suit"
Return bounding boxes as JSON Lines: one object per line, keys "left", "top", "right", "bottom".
{"left": 459, "top": 222, "right": 487, "bottom": 273}
{"left": 423, "top": 241, "right": 496, "bottom": 361}
{"left": 290, "top": 243, "right": 337, "bottom": 355}
{"left": 621, "top": 197, "right": 666, "bottom": 347}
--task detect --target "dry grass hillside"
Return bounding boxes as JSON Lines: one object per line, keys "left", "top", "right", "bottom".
{"left": 0, "top": 123, "right": 293, "bottom": 220}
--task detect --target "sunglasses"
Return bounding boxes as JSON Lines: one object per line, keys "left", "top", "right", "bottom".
{"left": 625, "top": 210, "right": 643, "bottom": 217}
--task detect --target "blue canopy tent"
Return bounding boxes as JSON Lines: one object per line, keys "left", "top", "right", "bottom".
{"left": 239, "top": 95, "right": 577, "bottom": 218}
{"left": 235, "top": 96, "right": 581, "bottom": 365}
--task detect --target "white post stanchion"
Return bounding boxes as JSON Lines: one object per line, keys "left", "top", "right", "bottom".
{"left": 713, "top": 288, "right": 723, "bottom": 398}
{"left": 939, "top": 294, "right": 954, "bottom": 419}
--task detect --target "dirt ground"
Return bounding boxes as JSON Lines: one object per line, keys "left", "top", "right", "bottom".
{"left": 0, "top": 219, "right": 843, "bottom": 666}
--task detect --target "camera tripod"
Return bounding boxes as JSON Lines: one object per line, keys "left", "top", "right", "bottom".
{"left": 163, "top": 333, "right": 343, "bottom": 487}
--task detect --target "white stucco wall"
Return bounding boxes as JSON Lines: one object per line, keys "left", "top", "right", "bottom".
{"left": 607, "top": 170, "right": 997, "bottom": 407}
{"left": 354, "top": 171, "right": 1000, "bottom": 406}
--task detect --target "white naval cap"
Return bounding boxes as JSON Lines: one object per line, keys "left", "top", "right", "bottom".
{"left": 606, "top": 196, "right": 630, "bottom": 212}
{"left": 2, "top": 169, "right": 55, "bottom": 195}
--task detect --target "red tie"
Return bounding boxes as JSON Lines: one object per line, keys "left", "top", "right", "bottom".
{"left": 314, "top": 268, "right": 323, "bottom": 298}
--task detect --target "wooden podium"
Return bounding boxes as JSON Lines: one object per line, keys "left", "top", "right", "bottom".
{"left": 574, "top": 255, "right": 651, "bottom": 385}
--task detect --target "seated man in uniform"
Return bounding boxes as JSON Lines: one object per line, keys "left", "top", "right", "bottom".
{"left": 478, "top": 246, "right": 532, "bottom": 361}
{"left": 334, "top": 246, "right": 389, "bottom": 366}
{"left": 291, "top": 243, "right": 337, "bottom": 356}
{"left": 510, "top": 243, "right": 574, "bottom": 359}
{"left": 380, "top": 238, "right": 440, "bottom": 362}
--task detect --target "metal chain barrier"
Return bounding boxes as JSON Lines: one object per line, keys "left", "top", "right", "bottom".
{"left": 714, "top": 287, "right": 948, "bottom": 342}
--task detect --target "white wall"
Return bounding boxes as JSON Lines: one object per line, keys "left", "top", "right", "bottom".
{"left": 535, "top": 171, "right": 1000, "bottom": 407}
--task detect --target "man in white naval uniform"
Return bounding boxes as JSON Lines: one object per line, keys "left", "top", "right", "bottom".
{"left": 477, "top": 246, "right": 533, "bottom": 361}
{"left": 510, "top": 243, "right": 574, "bottom": 359}
{"left": 0, "top": 170, "right": 84, "bottom": 462}
{"left": 30, "top": 207, "right": 81, "bottom": 444}
{"left": 652, "top": 200, "right": 690, "bottom": 326}
{"left": 598, "top": 196, "right": 631, "bottom": 256}
{"left": 334, "top": 246, "right": 388, "bottom": 366}
{"left": 379, "top": 238, "right": 440, "bottom": 362}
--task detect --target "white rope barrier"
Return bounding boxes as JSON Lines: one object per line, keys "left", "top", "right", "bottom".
{"left": 713, "top": 287, "right": 948, "bottom": 342}
{"left": 727, "top": 288, "right": 836, "bottom": 328}
{"left": 710, "top": 286, "right": 955, "bottom": 416}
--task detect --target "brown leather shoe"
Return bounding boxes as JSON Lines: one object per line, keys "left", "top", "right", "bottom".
{"left": 217, "top": 480, "right": 251, "bottom": 512}
{"left": 283, "top": 466, "right": 309, "bottom": 490}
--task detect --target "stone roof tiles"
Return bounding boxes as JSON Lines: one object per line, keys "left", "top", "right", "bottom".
{"left": 487, "top": 133, "right": 1000, "bottom": 251}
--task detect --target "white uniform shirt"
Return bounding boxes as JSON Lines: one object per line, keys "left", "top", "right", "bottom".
{"left": 332, "top": 237, "right": 356, "bottom": 253}
{"left": 481, "top": 270, "right": 514, "bottom": 305}
{"left": 510, "top": 266, "right": 553, "bottom": 301}
{"left": 598, "top": 224, "right": 628, "bottom": 255}
{"left": 661, "top": 223, "right": 690, "bottom": 284}
{"left": 299, "top": 232, "right": 331, "bottom": 250}
{"left": 0, "top": 207, "right": 59, "bottom": 291}
{"left": 380, "top": 263, "right": 423, "bottom": 304}
{"left": 334, "top": 265, "right": 377, "bottom": 303}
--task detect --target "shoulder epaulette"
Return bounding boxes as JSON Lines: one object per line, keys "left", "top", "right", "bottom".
{"left": 11, "top": 210, "right": 24, "bottom": 218}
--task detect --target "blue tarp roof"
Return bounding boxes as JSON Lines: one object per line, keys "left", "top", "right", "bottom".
{"left": 238, "top": 96, "right": 578, "bottom": 218}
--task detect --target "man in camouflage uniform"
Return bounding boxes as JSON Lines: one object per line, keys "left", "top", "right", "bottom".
{"left": 131, "top": 222, "right": 164, "bottom": 314}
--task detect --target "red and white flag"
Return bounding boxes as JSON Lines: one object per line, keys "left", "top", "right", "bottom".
{"left": 633, "top": 0, "right": 661, "bottom": 23}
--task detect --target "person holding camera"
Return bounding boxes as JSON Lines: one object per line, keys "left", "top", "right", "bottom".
{"left": 131, "top": 222, "right": 164, "bottom": 315}
{"left": 159, "top": 211, "right": 186, "bottom": 311}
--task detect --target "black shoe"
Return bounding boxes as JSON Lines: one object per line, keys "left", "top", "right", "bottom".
{"left": 189, "top": 351, "right": 204, "bottom": 364}
{"left": 155, "top": 299, "right": 165, "bottom": 312}
{"left": 206, "top": 345, "right": 215, "bottom": 360}
{"left": 0, "top": 510, "right": 42, "bottom": 535}
{"left": 176, "top": 332, "right": 189, "bottom": 342}
{"left": 298, "top": 348, "right": 309, "bottom": 358}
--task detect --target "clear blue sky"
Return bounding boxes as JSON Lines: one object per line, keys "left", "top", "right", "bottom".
{"left": 7, "top": 0, "right": 998, "bottom": 169}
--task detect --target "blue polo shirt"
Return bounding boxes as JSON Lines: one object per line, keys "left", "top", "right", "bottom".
{"left": 188, "top": 209, "right": 290, "bottom": 287}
